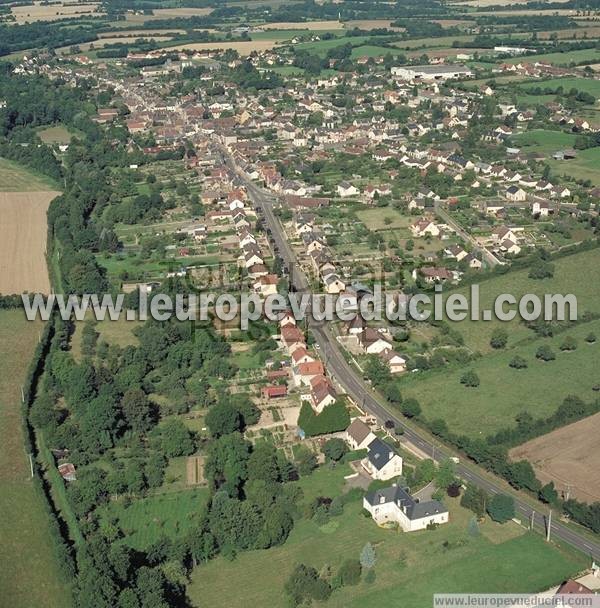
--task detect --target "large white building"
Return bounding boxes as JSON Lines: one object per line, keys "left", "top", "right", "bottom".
{"left": 391, "top": 64, "right": 473, "bottom": 81}
{"left": 363, "top": 485, "right": 449, "bottom": 532}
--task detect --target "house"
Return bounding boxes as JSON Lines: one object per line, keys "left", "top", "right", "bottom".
{"left": 361, "top": 438, "right": 403, "bottom": 480}
{"left": 532, "top": 200, "right": 551, "bottom": 217}
{"left": 323, "top": 273, "right": 346, "bottom": 294}
{"left": 58, "top": 463, "right": 77, "bottom": 482}
{"left": 414, "top": 266, "right": 454, "bottom": 284}
{"left": 345, "top": 419, "right": 377, "bottom": 451}
{"left": 379, "top": 349, "right": 407, "bottom": 374}
{"left": 281, "top": 325, "right": 305, "bottom": 353}
{"left": 555, "top": 580, "right": 593, "bottom": 596}
{"left": 255, "top": 274, "right": 279, "bottom": 296}
{"left": 358, "top": 328, "right": 393, "bottom": 355}
{"left": 279, "top": 311, "right": 296, "bottom": 327}
{"left": 243, "top": 250, "right": 264, "bottom": 268}
{"left": 291, "top": 346, "right": 314, "bottom": 366}
{"left": 261, "top": 385, "right": 288, "bottom": 400}
{"left": 310, "top": 376, "right": 337, "bottom": 413}
{"left": 464, "top": 253, "right": 483, "bottom": 269}
{"left": 491, "top": 226, "right": 518, "bottom": 244}
{"left": 336, "top": 181, "right": 360, "bottom": 198}
{"left": 410, "top": 218, "right": 440, "bottom": 238}
{"left": 444, "top": 244, "right": 468, "bottom": 262}
{"left": 363, "top": 485, "right": 449, "bottom": 532}
{"left": 500, "top": 239, "right": 521, "bottom": 256}
{"left": 294, "top": 360, "right": 325, "bottom": 387}
{"left": 506, "top": 185, "right": 526, "bottom": 202}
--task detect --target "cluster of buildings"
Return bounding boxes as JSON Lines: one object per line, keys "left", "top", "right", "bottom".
{"left": 345, "top": 419, "right": 449, "bottom": 532}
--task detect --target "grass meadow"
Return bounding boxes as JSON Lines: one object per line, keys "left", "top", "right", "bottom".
{"left": 187, "top": 466, "right": 585, "bottom": 608}
{"left": 444, "top": 247, "right": 600, "bottom": 354}
{"left": 399, "top": 318, "right": 600, "bottom": 438}
{"left": 98, "top": 488, "right": 210, "bottom": 552}
{"left": 510, "top": 129, "right": 577, "bottom": 155}
{"left": 0, "top": 157, "right": 59, "bottom": 191}
{"left": 0, "top": 310, "right": 72, "bottom": 608}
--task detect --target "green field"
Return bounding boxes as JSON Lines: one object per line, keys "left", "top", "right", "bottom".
{"left": 0, "top": 157, "right": 59, "bottom": 191}
{"left": 0, "top": 310, "right": 72, "bottom": 608}
{"left": 507, "top": 49, "right": 600, "bottom": 66}
{"left": 400, "top": 318, "right": 600, "bottom": 438}
{"left": 98, "top": 488, "right": 209, "bottom": 551}
{"left": 520, "top": 77, "right": 600, "bottom": 99}
{"left": 356, "top": 207, "right": 411, "bottom": 231}
{"left": 188, "top": 466, "right": 585, "bottom": 608}
{"left": 294, "top": 35, "right": 379, "bottom": 56}
{"left": 510, "top": 129, "right": 577, "bottom": 155}
{"left": 37, "top": 125, "right": 81, "bottom": 145}
{"left": 252, "top": 28, "right": 343, "bottom": 41}
{"left": 350, "top": 44, "right": 404, "bottom": 58}
{"left": 547, "top": 146, "right": 600, "bottom": 185}
{"left": 446, "top": 247, "right": 600, "bottom": 353}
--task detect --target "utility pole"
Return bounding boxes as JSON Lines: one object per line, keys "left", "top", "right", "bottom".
{"left": 28, "top": 454, "right": 34, "bottom": 478}
{"left": 530, "top": 510, "right": 535, "bottom": 531}
{"left": 546, "top": 509, "right": 552, "bottom": 542}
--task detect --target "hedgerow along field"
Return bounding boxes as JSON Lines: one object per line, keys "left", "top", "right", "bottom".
{"left": 0, "top": 310, "right": 72, "bottom": 608}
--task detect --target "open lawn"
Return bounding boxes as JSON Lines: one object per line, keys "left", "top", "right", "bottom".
{"left": 188, "top": 466, "right": 585, "bottom": 608}
{"left": 400, "top": 319, "right": 600, "bottom": 438}
{"left": 0, "top": 310, "right": 72, "bottom": 608}
{"left": 70, "top": 314, "right": 141, "bottom": 361}
{"left": 446, "top": 247, "right": 600, "bottom": 353}
{"left": 37, "top": 125, "right": 80, "bottom": 145}
{"left": 0, "top": 190, "right": 58, "bottom": 295}
{"left": 356, "top": 207, "right": 411, "bottom": 231}
{"left": 0, "top": 157, "right": 59, "bottom": 191}
{"left": 99, "top": 488, "right": 209, "bottom": 551}
{"left": 547, "top": 146, "right": 600, "bottom": 185}
{"left": 510, "top": 129, "right": 577, "bottom": 155}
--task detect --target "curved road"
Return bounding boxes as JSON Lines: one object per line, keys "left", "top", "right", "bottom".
{"left": 221, "top": 145, "right": 600, "bottom": 563}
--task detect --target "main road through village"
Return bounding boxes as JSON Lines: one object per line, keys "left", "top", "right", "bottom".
{"left": 219, "top": 145, "right": 600, "bottom": 564}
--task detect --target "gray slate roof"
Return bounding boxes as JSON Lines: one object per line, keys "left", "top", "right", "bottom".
{"left": 365, "top": 485, "right": 448, "bottom": 521}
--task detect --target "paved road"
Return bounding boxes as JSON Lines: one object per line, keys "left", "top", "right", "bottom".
{"left": 222, "top": 145, "right": 600, "bottom": 563}
{"left": 434, "top": 201, "right": 502, "bottom": 268}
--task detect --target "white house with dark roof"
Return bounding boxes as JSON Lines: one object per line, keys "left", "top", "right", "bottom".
{"left": 363, "top": 485, "right": 449, "bottom": 532}
{"left": 361, "top": 437, "right": 403, "bottom": 480}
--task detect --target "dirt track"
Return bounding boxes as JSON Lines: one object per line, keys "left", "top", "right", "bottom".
{"left": 510, "top": 411, "right": 600, "bottom": 503}
{"left": 0, "top": 191, "right": 58, "bottom": 295}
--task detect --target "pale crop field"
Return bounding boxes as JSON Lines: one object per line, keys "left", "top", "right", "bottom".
{"left": 0, "top": 191, "right": 57, "bottom": 295}
{"left": 11, "top": 1, "right": 103, "bottom": 24}
{"left": 164, "top": 40, "right": 277, "bottom": 55}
